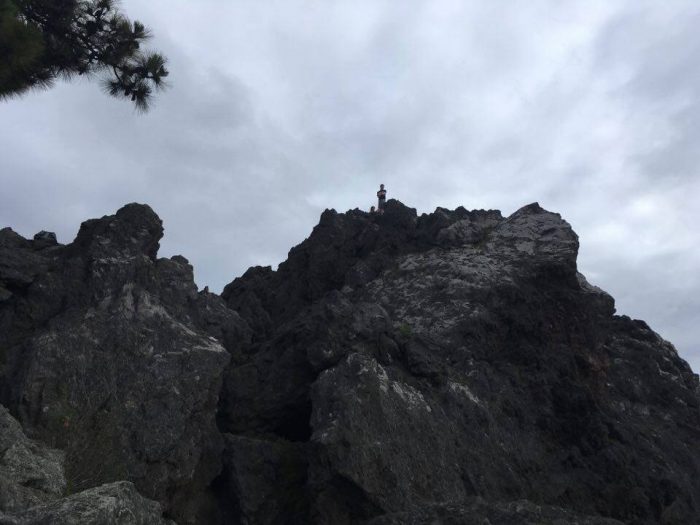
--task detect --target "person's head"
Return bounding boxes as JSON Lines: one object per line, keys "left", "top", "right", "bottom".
{"left": 370, "top": 206, "right": 375, "bottom": 212}
{"left": 380, "top": 184, "right": 385, "bottom": 190}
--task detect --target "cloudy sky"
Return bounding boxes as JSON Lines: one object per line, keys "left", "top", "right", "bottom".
{"left": 1, "top": 1, "right": 699, "bottom": 371}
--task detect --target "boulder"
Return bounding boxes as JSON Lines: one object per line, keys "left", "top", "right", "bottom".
{"left": 0, "top": 482, "right": 171, "bottom": 525}
{"left": 0, "top": 405, "right": 65, "bottom": 514}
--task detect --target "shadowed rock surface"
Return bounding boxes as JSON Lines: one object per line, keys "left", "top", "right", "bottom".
{"left": 220, "top": 200, "right": 700, "bottom": 525}
{"left": 0, "top": 482, "right": 171, "bottom": 525}
{"left": 1, "top": 200, "right": 698, "bottom": 524}
{"left": 0, "top": 406, "right": 170, "bottom": 524}
{"left": 0, "top": 405, "right": 65, "bottom": 514}
{"left": 0, "top": 205, "right": 242, "bottom": 523}
{"left": 366, "top": 498, "right": 624, "bottom": 524}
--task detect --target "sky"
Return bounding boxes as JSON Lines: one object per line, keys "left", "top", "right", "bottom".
{"left": 1, "top": 1, "right": 699, "bottom": 372}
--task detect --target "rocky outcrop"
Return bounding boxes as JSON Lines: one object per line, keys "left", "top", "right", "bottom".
{"left": 0, "top": 482, "right": 171, "bottom": 525}
{"left": 1, "top": 200, "right": 698, "bottom": 524}
{"left": 0, "top": 205, "right": 242, "bottom": 524}
{"left": 220, "top": 200, "right": 700, "bottom": 524}
{"left": 0, "top": 405, "right": 65, "bottom": 514}
{"left": 0, "top": 404, "right": 171, "bottom": 524}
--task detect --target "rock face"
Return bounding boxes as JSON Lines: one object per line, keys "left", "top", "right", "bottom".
{"left": 217, "top": 434, "right": 308, "bottom": 524}
{"left": 366, "top": 498, "right": 624, "bottom": 525}
{"left": 0, "top": 405, "right": 170, "bottom": 525}
{"left": 1, "top": 200, "right": 698, "bottom": 525}
{"left": 220, "top": 200, "right": 700, "bottom": 525}
{"left": 0, "top": 205, "right": 242, "bottom": 523}
{"left": 0, "top": 405, "right": 65, "bottom": 514}
{"left": 0, "top": 481, "right": 171, "bottom": 525}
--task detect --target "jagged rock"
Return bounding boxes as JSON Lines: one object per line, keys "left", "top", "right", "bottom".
{"left": 221, "top": 200, "right": 425, "bottom": 334}
{"left": 422, "top": 207, "right": 502, "bottom": 247}
{"left": 0, "top": 404, "right": 170, "bottom": 524}
{"left": 218, "top": 290, "right": 391, "bottom": 443}
{"left": 220, "top": 201, "right": 700, "bottom": 525}
{"left": 0, "top": 405, "right": 65, "bottom": 514}
{"left": 0, "top": 482, "right": 171, "bottom": 525}
{"left": 0, "top": 204, "right": 233, "bottom": 524}
{"left": 309, "top": 352, "right": 466, "bottom": 522}
{"left": 366, "top": 498, "right": 624, "bottom": 524}
{"left": 0, "top": 228, "right": 48, "bottom": 293}
{"left": 2, "top": 200, "right": 699, "bottom": 525}
{"left": 217, "top": 434, "right": 308, "bottom": 524}
{"left": 32, "top": 231, "right": 57, "bottom": 247}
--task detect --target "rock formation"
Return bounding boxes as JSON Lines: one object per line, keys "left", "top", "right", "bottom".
{"left": 0, "top": 405, "right": 169, "bottom": 524}
{"left": 0, "top": 200, "right": 698, "bottom": 524}
{"left": 0, "top": 405, "right": 65, "bottom": 514}
{"left": 0, "top": 205, "right": 243, "bottom": 523}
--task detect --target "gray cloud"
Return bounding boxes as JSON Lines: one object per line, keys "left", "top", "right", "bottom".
{"left": 0, "top": 1, "right": 697, "bottom": 371}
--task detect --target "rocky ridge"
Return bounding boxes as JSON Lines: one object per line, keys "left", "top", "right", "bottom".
{"left": 0, "top": 200, "right": 698, "bottom": 524}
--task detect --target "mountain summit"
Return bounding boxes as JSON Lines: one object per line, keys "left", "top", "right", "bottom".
{"left": 0, "top": 201, "right": 698, "bottom": 524}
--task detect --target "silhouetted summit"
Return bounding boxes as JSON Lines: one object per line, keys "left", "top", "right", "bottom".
{"left": 0, "top": 202, "right": 698, "bottom": 524}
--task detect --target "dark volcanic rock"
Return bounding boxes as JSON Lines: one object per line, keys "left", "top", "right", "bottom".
{"left": 217, "top": 434, "right": 308, "bottom": 524}
{"left": 0, "top": 404, "right": 170, "bottom": 524}
{"left": 1, "top": 200, "right": 698, "bottom": 525}
{"left": 219, "top": 201, "right": 700, "bottom": 525}
{"left": 367, "top": 498, "right": 624, "bottom": 524}
{"left": 31, "top": 231, "right": 57, "bottom": 247}
{"left": 0, "top": 481, "right": 171, "bottom": 525}
{"left": 0, "top": 204, "right": 234, "bottom": 524}
{"left": 0, "top": 405, "right": 65, "bottom": 514}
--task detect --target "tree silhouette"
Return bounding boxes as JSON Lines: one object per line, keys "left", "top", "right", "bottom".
{"left": 0, "top": 0, "right": 168, "bottom": 111}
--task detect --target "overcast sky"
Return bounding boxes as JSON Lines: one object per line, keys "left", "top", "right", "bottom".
{"left": 1, "top": 1, "right": 698, "bottom": 372}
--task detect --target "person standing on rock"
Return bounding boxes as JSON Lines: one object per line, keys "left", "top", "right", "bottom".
{"left": 377, "top": 184, "right": 387, "bottom": 214}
